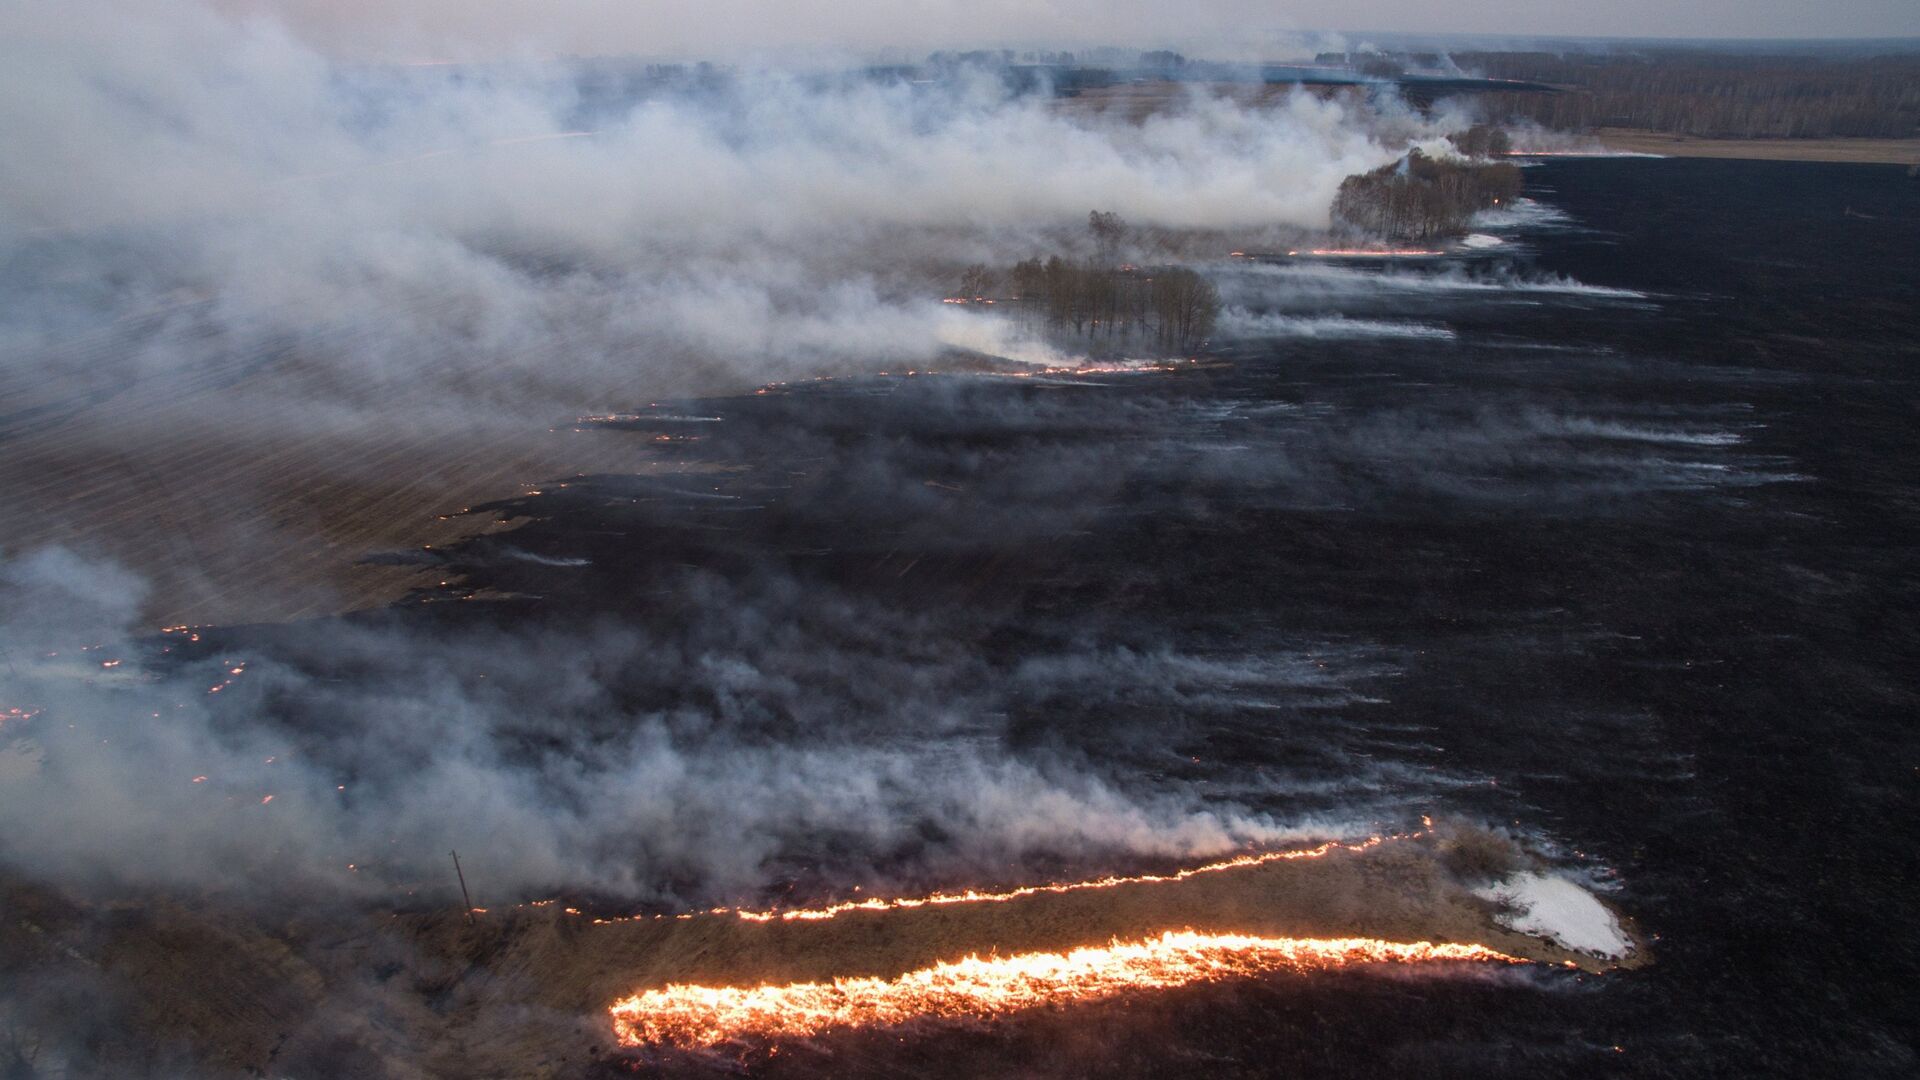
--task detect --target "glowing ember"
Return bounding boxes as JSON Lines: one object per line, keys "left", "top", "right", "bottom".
{"left": 1285, "top": 248, "right": 1446, "bottom": 257}
{"left": 609, "top": 930, "right": 1521, "bottom": 1047}
{"left": 996, "top": 360, "right": 1179, "bottom": 378}
{"left": 729, "top": 835, "right": 1398, "bottom": 924}
{"left": 581, "top": 835, "right": 1410, "bottom": 927}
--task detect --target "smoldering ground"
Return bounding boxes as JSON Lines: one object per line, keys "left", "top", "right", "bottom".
{"left": 0, "top": 3, "right": 1535, "bottom": 915}
{"left": 0, "top": 541, "right": 1398, "bottom": 909}
{"left": 0, "top": 340, "right": 1696, "bottom": 1074}
{"left": 0, "top": 8, "right": 1714, "bottom": 1075}
{"left": 0, "top": 297, "right": 1780, "bottom": 913}
{"left": 2, "top": 1, "right": 1415, "bottom": 401}
{"left": 0, "top": 0, "right": 1504, "bottom": 631}
{"left": 1, "top": 44, "right": 1772, "bottom": 904}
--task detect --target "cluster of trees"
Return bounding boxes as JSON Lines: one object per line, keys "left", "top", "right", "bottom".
{"left": 1460, "top": 50, "right": 1920, "bottom": 139}
{"left": 1332, "top": 150, "right": 1524, "bottom": 239}
{"left": 1447, "top": 124, "right": 1514, "bottom": 158}
{"left": 1005, "top": 259, "right": 1219, "bottom": 354}
{"left": 953, "top": 214, "right": 1220, "bottom": 355}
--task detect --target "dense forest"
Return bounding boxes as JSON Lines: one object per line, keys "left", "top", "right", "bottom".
{"left": 953, "top": 214, "right": 1221, "bottom": 355}
{"left": 1460, "top": 50, "right": 1920, "bottom": 139}
{"left": 1332, "top": 150, "right": 1523, "bottom": 240}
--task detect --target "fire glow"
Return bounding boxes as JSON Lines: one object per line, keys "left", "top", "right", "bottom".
{"left": 589, "top": 834, "right": 1403, "bottom": 927}
{"left": 609, "top": 930, "right": 1522, "bottom": 1048}
{"left": 1286, "top": 248, "right": 1446, "bottom": 258}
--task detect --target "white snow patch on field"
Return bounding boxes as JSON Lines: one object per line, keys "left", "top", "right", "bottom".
{"left": 1476, "top": 871, "right": 1631, "bottom": 958}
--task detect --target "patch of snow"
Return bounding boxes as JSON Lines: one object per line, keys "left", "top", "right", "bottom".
{"left": 1461, "top": 233, "right": 1505, "bottom": 249}
{"left": 1476, "top": 871, "right": 1631, "bottom": 958}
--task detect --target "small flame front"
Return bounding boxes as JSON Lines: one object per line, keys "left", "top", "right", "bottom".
{"left": 609, "top": 930, "right": 1520, "bottom": 1048}
{"left": 584, "top": 834, "right": 1404, "bottom": 927}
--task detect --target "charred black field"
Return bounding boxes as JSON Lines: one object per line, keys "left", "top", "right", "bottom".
{"left": 8, "top": 2, "right": 1920, "bottom": 1073}
{"left": 29, "top": 157, "right": 1895, "bottom": 1076}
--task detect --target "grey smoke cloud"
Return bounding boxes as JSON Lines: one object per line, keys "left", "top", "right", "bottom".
{"left": 212, "top": 0, "right": 1920, "bottom": 62}
{"left": 0, "top": 339, "right": 1767, "bottom": 906}
{"left": 2, "top": 0, "right": 1433, "bottom": 433}
{"left": 0, "top": 544, "right": 1382, "bottom": 905}
{"left": 0, "top": 0, "right": 1778, "bottom": 916}
{"left": 0, "top": 3, "right": 1447, "bottom": 908}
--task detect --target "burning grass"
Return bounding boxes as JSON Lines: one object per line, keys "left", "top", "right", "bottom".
{"left": 610, "top": 930, "right": 1523, "bottom": 1048}
{"left": 574, "top": 831, "right": 1639, "bottom": 1053}
{"left": 0, "top": 832, "right": 1639, "bottom": 1075}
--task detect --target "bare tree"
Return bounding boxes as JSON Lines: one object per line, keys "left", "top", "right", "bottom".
{"left": 956, "top": 264, "right": 995, "bottom": 302}
{"left": 1149, "top": 267, "right": 1219, "bottom": 353}
{"left": 1088, "top": 210, "right": 1127, "bottom": 264}
{"left": 997, "top": 252, "right": 1218, "bottom": 356}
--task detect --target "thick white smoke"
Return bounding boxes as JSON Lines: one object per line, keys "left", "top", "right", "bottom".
{"left": 0, "top": 547, "right": 1380, "bottom": 904}
{"left": 2, "top": 0, "right": 1418, "bottom": 423}
{"left": 0, "top": 1, "right": 1484, "bottom": 908}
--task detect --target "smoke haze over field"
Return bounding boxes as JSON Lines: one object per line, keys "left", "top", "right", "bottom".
{"left": 0, "top": 547, "right": 1383, "bottom": 904}
{"left": 4, "top": 2, "right": 1920, "bottom": 1069}
{"left": 0, "top": 247, "right": 1773, "bottom": 909}
{"left": 0, "top": 0, "right": 1803, "bottom": 915}
{"left": 1, "top": 0, "right": 1433, "bottom": 423}
{"left": 0, "top": 0, "right": 1473, "bottom": 637}
{"left": 0, "top": 0, "right": 1758, "bottom": 905}
{"left": 204, "top": 1, "right": 1920, "bottom": 60}
{"left": 0, "top": 1, "right": 1446, "bottom": 904}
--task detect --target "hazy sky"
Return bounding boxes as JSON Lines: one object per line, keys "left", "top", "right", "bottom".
{"left": 222, "top": 0, "right": 1918, "bottom": 60}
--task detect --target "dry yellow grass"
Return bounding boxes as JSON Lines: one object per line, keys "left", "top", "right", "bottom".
{"left": 5, "top": 835, "right": 1640, "bottom": 1077}
{"left": 0, "top": 328, "right": 717, "bottom": 628}
{"left": 1596, "top": 128, "right": 1920, "bottom": 165}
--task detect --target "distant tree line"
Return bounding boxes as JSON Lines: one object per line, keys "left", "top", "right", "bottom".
{"left": 1459, "top": 50, "right": 1920, "bottom": 139}
{"left": 953, "top": 213, "right": 1220, "bottom": 355}
{"left": 1316, "top": 51, "right": 1451, "bottom": 70}
{"left": 926, "top": 48, "right": 1189, "bottom": 70}
{"left": 1332, "top": 150, "right": 1523, "bottom": 239}
{"left": 926, "top": 50, "right": 1020, "bottom": 69}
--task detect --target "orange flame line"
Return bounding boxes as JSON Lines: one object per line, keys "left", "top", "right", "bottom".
{"left": 1286, "top": 248, "right": 1447, "bottom": 257}
{"left": 609, "top": 929, "right": 1521, "bottom": 1047}
{"left": 735, "top": 834, "right": 1399, "bottom": 922}
{"left": 588, "top": 833, "right": 1412, "bottom": 927}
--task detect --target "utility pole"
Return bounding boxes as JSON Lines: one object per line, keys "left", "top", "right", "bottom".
{"left": 451, "top": 850, "right": 474, "bottom": 926}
